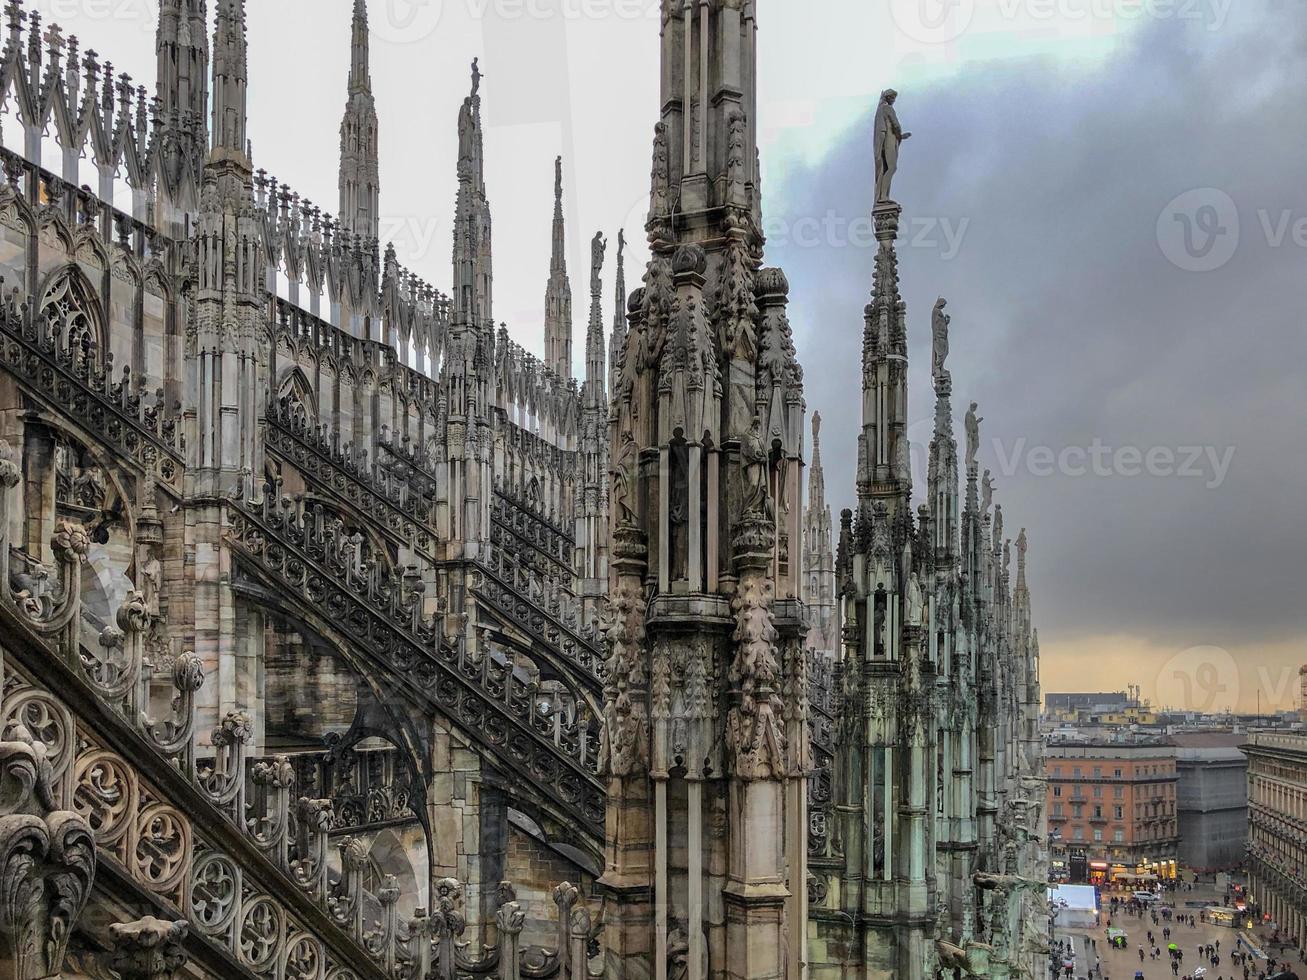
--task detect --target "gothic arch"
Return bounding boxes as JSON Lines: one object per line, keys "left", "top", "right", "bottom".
{"left": 276, "top": 363, "right": 319, "bottom": 423}
{"left": 37, "top": 265, "right": 107, "bottom": 371}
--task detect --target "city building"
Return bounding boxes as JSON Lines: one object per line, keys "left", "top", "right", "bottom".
{"left": 1244, "top": 730, "right": 1307, "bottom": 957}
{"left": 1174, "top": 732, "right": 1248, "bottom": 871}
{"left": 1045, "top": 739, "right": 1180, "bottom": 884}
{"left": 0, "top": 2, "right": 1044, "bottom": 978}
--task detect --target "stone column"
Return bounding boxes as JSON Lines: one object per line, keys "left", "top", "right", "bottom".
{"left": 722, "top": 513, "right": 789, "bottom": 980}
{"left": 107, "top": 918, "right": 189, "bottom": 980}
{"left": 596, "top": 526, "right": 653, "bottom": 980}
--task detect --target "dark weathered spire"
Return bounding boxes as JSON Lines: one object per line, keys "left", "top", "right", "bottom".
{"left": 544, "top": 156, "right": 573, "bottom": 378}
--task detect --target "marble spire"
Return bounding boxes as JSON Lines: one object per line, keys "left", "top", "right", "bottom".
{"left": 608, "top": 230, "right": 627, "bottom": 400}
{"left": 544, "top": 156, "right": 574, "bottom": 379}
{"left": 583, "top": 230, "right": 606, "bottom": 408}
{"left": 210, "top": 0, "right": 249, "bottom": 161}
{"left": 339, "top": 0, "right": 380, "bottom": 241}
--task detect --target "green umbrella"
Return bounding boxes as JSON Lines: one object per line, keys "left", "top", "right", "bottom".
{"left": 1168, "top": 943, "right": 1178, "bottom": 951}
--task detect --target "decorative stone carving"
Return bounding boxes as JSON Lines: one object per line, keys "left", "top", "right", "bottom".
{"left": 107, "top": 917, "right": 189, "bottom": 980}
{"left": 0, "top": 723, "right": 96, "bottom": 980}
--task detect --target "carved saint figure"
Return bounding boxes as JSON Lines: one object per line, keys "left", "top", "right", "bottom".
{"left": 471, "top": 58, "right": 483, "bottom": 97}
{"left": 931, "top": 297, "right": 950, "bottom": 379}
{"left": 981, "top": 469, "right": 994, "bottom": 516}
{"left": 612, "top": 431, "right": 639, "bottom": 527}
{"left": 140, "top": 552, "right": 163, "bottom": 617}
{"left": 591, "top": 231, "right": 607, "bottom": 293}
{"left": 965, "top": 402, "right": 983, "bottom": 468}
{"left": 906, "top": 571, "right": 925, "bottom": 627}
{"left": 873, "top": 89, "right": 911, "bottom": 204}
{"left": 741, "top": 415, "right": 771, "bottom": 520}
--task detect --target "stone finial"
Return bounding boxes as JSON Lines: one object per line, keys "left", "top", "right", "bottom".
{"left": 108, "top": 917, "right": 189, "bottom": 980}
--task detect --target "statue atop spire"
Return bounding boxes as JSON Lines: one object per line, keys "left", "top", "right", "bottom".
{"left": 932, "top": 297, "right": 951, "bottom": 381}
{"left": 966, "top": 401, "right": 983, "bottom": 470}
{"left": 472, "top": 57, "right": 484, "bottom": 98}
{"left": 874, "top": 89, "right": 911, "bottom": 205}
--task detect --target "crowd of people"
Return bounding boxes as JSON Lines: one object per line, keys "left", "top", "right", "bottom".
{"left": 1052, "top": 888, "right": 1303, "bottom": 980}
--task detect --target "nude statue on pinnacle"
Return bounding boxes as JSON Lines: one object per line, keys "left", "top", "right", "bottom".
{"left": 874, "top": 89, "right": 911, "bottom": 205}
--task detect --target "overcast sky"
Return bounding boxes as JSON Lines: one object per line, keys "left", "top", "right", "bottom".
{"left": 34, "top": 0, "right": 1306, "bottom": 713}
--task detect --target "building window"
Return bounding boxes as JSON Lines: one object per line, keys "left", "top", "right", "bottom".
{"left": 1114, "top": 786, "right": 1124, "bottom": 799}
{"left": 1094, "top": 806, "right": 1103, "bottom": 818}
{"left": 1094, "top": 786, "right": 1103, "bottom": 798}
{"left": 1114, "top": 830, "right": 1125, "bottom": 843}
{"left": 1115, "top": 806, "right": 1123, "bottom": 819}
{"left": 1094, "top": 830, "right": 1103, "bottom": 842}
{"left": 1073, "top": 827, "right": 1084, "bottom": 841}
{"left": 1094, "top": 767, "right": 1102, "bottom": 777}
{"left": 1054, "top": 786, "right": 1062, "bottom": 798}
{"left": 1114, "top": 768, "right": 1122, "bottom": 777}
{"left": 1053, "top": 803, "right": 1064, "bottom": 817}
{"left": 1073, "top": 767, "right": 1082, "bottom": 778}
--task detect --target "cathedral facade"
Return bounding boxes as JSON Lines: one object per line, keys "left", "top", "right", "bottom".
{"left": 0, "top": 2, "right": 1044, "bottom": 979}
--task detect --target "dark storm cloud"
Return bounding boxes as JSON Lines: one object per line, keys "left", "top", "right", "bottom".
{"left": 767, "top": 8, "right": 1307, "bottom": 651}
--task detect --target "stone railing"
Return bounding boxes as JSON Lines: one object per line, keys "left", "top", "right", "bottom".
{"left": 0, "top": 449, "right": 394, "bottom": 979}
{"left": 279, "top": 744, "right": 417, "bottom": 835}
{"left": 0, "top": 439, "right": 606, "bottom": 978}
{"left": 475, "top": 551, "right": 603, "bottom": 684}
{"left": 225, "top": 486, "right": 606, "bottom": 842}
{"left": 266, "top": 397, "right": 437, "bottom": 557}
{"left": 493, "top": 490, "right": 574, "bottom": 576}
{"left": 0, "top": 275, "right": 186, "bottom": 496}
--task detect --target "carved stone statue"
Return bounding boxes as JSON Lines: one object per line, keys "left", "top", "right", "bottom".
{"left": 981, "top": 470, "right": 994, "bottom": 516}
{"left": 932, "top": 297, "right": 950, "bottom": 379}
{"left": 591, "top": 231, "right": 607, "bottom": 293}
{"left": 140, "top": 552, "right": 163, "bottom": 617}
{"left": 741, "top": 415, "right": 771, "bottom": 520}
{"left": 906, "top": 572, "right": 925, "bottom": 627}
{"left": 873, "top": 89, "right": 911, "bottom": 204}
{"left": 612, "top": 431, "right": 639, "bottom": 527}
{"left": 471, "top": 57, "right": 483, "bottom": 97}
{"left": 965, "top": 402, "right": 983, "bottom": 468}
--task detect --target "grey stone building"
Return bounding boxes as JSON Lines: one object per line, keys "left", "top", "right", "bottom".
{"left": 1174, "top": 733, "right": 1248, "bottom": 872}
{"left": 0, "top": 1, "right": 1045, "bottom": 978}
